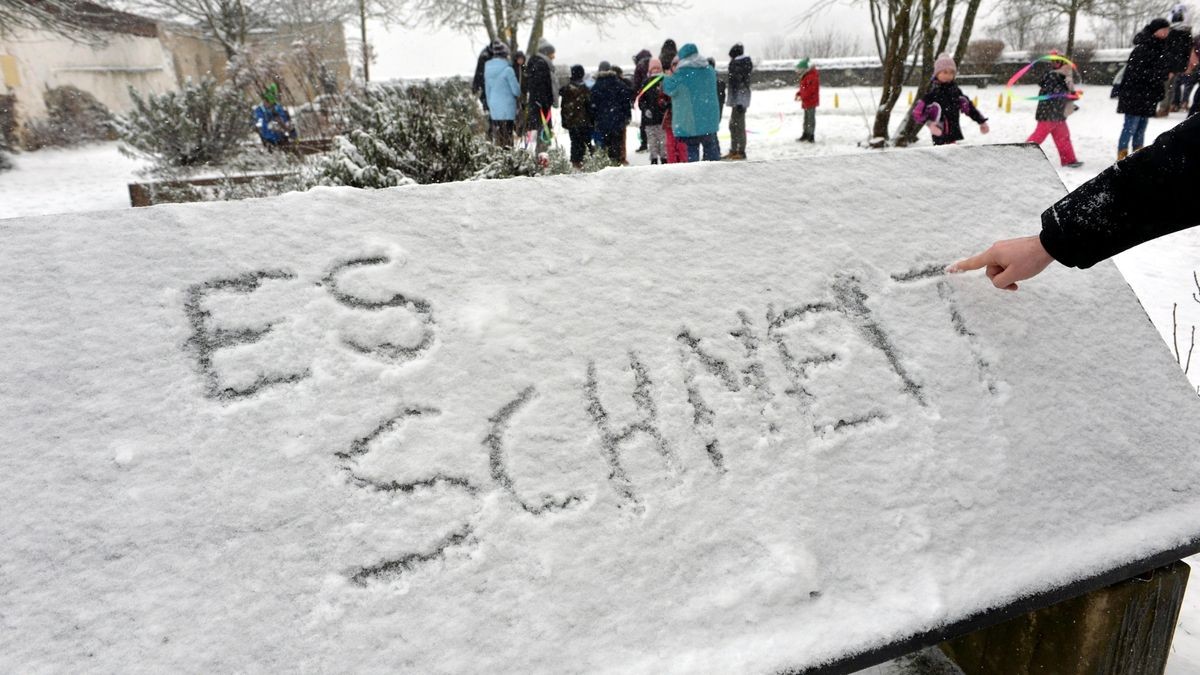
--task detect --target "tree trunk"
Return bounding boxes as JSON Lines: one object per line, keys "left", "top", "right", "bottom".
{"left": 359, "top": 0, "right": 370, "bottom": 83}
{"left": 1066, "top": 3, "right": 1078, "bottom": 59}
{"left": 872, "top": 0, "right": 916, "bottom": 143}
{"left": 895, "top": 0, "right": 937, "bottom": 146}
{"left": 952, "top": 0, "right": 984, "bottom": 63}
{"left": 525, "top": 0, "right": 547, "bottom": 59}
{"left": 479, "top": 0, "right": 496, "bottom": 43}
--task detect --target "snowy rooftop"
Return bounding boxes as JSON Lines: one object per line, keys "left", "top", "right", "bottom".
{"left": 3, "top": 145, "right": 1200, "bottom": 672}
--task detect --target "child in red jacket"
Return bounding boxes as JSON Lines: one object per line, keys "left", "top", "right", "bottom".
{"left": 795, "top": 58, "right": 820, "bottom": 143}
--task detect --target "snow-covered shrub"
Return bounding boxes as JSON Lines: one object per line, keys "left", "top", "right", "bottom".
{"left": 316, "top": 80, "right": 489, "bottom": 187}
{"left": 24, "top": 86, "right": 114, "bottom": 150}
{"left": 117, "top": 78, "right": 251, "bottom": 168}
{"left": 474, "top": 146, "right": 577, "bottom": 180}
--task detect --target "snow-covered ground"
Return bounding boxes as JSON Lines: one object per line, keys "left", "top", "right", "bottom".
{"left": 2, "top": 84, "right": 1199, "bottom": 672}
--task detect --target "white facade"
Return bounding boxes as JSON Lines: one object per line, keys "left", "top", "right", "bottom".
{"left": 0, "top": 27, "right": 177, "bottom": 124}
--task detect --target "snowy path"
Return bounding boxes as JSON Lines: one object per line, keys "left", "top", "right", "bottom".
{"left": 2, "top": 86, "right": 1199, "bottom": 672}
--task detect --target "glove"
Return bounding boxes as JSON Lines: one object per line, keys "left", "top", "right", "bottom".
{"left": 979, "top": 122, "right": 990, "bottom": 134}
{"left": 927, "top": 121, "right": 943, "bottom": 136}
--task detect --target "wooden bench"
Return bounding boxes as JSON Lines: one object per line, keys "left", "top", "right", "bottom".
{"left": 957, "top": 74, "right": 993, "bottom": 88}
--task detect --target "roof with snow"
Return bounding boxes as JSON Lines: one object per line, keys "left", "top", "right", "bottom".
{"left": 3, "top": 145, "right": 1200, "bottom": 672}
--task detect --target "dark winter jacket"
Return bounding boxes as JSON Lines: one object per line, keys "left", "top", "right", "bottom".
{"left": 1041, "top": 113, "right": 1200, "bottom": 268}
{"left": 1034, "top": 69, "right": 1073, "bottom": 122}
{"left": 590, "top": 71, "right": 633, "bottom": 134}
{"left": 1119, "top": 29, "right": 1171, "bottom": 117}
{"left": 913, "top": 79, "right": 987, "bottom": 144}
{"left": 660, "top": 40, "right": 678, "bottom": 70}
{"left": 632, "top": 50, "right": 653, "bottom": 92}
{"left": 559, "top": 80, "right": 593, "bottom": 130}
{"left": 473, "top": 46, "right": 492, "bottom": 109}
{"left": 1167, "top": 24, "right": 1194, "bottom": 73}
{"left": 525, "top": 54, "right": 556, "bottom": 112}
{"left": 254, "top": 103, "right": 295, "bottom": 144}
{"left": 796, "top": 67, "right": 820, "bottom": 108}
{"left": 727, "top": 54, "right": 754, "bottom": 109}
{"left": 638, "top": 79, "right": 666, "bottom": 126}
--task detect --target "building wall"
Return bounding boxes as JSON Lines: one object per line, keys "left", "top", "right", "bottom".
{"left": 0, "top": 27, "right": 176, "bottom": 125}
{"left": 0, "top": 19, "right": 350, "bottom": 148}
{"left": 158, "top": 26, "right": 229, "bottom": 85}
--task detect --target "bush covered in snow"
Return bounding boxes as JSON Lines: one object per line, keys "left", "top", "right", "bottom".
{"left": 316, "top": 80, "right": 588, "bottom": 189}
{"left": 116, "top": 78, "right": 251, "bottom": 168}
{"left": 316, "top": 80, "right": 489, "bottom": 187}
{"left": 24, "top": 86, "right": 115, "bottom": 150}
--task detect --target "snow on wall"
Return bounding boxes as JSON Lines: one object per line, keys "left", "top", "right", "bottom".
{"left": 3, "top": 145, "right": 1200, "bottom": 672}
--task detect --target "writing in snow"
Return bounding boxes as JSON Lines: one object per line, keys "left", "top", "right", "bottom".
{"left": 184, "top": 255, "right": 997, "bottom": 583}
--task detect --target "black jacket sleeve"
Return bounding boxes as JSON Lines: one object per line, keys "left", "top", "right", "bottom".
{"left": 1040, "top": 113, "right": 1200, "bottom": 268}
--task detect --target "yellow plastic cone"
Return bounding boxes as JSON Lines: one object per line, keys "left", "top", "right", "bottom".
{"left": 907, "top": 91, "right": 913, "bottom": 105}
{"left": 834, "top": 93, "right": 840, "bottom": 109}
{"left": 1005, "top": 92, "right": 1012, "bottom": 114}
{"left": 973, "top": 96, "right": 979, "bottom": 108}
{"left": 998, "top": 92, "right": 1004, "bottom": 108}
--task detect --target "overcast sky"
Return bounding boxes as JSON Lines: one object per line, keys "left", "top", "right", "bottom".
{"left": 369, "top": 0, "right": 878, "bottom": 80}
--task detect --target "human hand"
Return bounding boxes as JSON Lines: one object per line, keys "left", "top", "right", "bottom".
{"left": 946, "top": 235, "right": 1055, "bottom": 291}
{"left": 980, "top": 122, "right": 990, "bottom": 134}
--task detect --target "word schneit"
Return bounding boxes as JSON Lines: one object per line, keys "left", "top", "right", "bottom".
{"left": 184, "top": 257, "right": 993, "bottom": 585}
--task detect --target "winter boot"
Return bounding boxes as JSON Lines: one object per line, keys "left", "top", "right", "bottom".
{"left": 650, "top": 158, "right": 659, "bottom": 165}
{"left": 1118, "top": 149, "right": 1129, "bottom": 162}
{"left": 1064, "top": 161, "right": 1083, "bottom": 168}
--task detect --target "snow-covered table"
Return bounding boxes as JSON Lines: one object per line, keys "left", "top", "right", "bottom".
{"left": 3, "top": 145, "right": 1200, "bottom": 672}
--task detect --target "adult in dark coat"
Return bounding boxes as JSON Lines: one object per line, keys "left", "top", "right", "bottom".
{"left": 1119, "top": 19, "right": 1172, "bottom": 158}
{"left": 559, "top": 64, "right": 594, "bottom": 166}
{"left": 659, "top": 39, "right": 678, "bottom": 71}
{"left": 590, "top": 62, "right": 633, "bottom": 163}
{"left": 473, "top": 44, "right": 493, "bottom": 111}
{"left": 632, "top": 49, "right": 653, "bottom": 151}
{"left": 1164, "top": 8, "right": 1194, "bottom": 113}
{"left": 525, "top": 39, "right": 558, "bottom": 152}
{"left": 952, "top": 112, "right": 1200, "bottom": 289}
{"left": 512, "top": 51, "right": 527, "bottom": 135}
{"left": 725, "top": 43, "right": 754, "bottom": 159}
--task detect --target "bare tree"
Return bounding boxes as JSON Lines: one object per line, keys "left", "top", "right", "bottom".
{"left": 1089, "top": 0, "right": 1169, "bottom": 48}
{"left": 869, "top": 0, "right": 920, "bottom": 144}
{"left": 991, "top": 0, "right": 1093, "bottom": 58}
{"left": 409, "top": 0, "right": 681, "bottom": 60}
{"left": 987, "top": 0, "right": 1058, "bottom": 50}
{"left": 893, "top": 0, "right": 985, "bottom": 145}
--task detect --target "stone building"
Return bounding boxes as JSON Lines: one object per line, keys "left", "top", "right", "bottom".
{"left": 0, "top": 0, "right": 350, "bottom": 148}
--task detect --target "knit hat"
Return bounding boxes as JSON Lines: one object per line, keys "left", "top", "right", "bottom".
{"left": 729, "top": 42, "right": 744, "bottom": 58}
{"left": 1148, "top": 17, "right": 1172, "bottom": 32}
{"left": 598, "top": 60, "right": 611, "bottom": 73}
{"left": 933, "top": 52, "right": 956, "bottom": 76}
{"left": 648, "top": 58, "right": 663, "bottom": 75}
{"left": 491, "top": 40, "right": 509, "bottom": 58}
{"left": 678, "top": 43, "right": 699, "bottom": 59}
{"left": 1172, "top": 3, "right": 1187, "bottom": 23}
{"left": 795, "top": 57, "right": 810, "bottom": 71}
{"left": 570, "top": 64, "right": 585, "bottom": 80}
{"left": 537, "top": 37, "right": 555, "bottom": 56}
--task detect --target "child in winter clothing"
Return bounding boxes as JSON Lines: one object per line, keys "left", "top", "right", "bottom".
{"left": 913, "top": 54, "right": 990, "bottom": 146}
{"left": 661, "top": 57, "right": 687, "bottom": 163}
{"left": 794, "top": 58, "right": 820, "bottom": 142}
{"left": 560, "top": 64, "right": 594, "bottom": 167}
{"left": 640, "top": 58, "right": 668, "bottom": 164}
{"left": 725, "top": 43, "right": 753, "bottom": 159}
{"left": 1026, "top": 60, "right": 1082, "bottom": 168}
